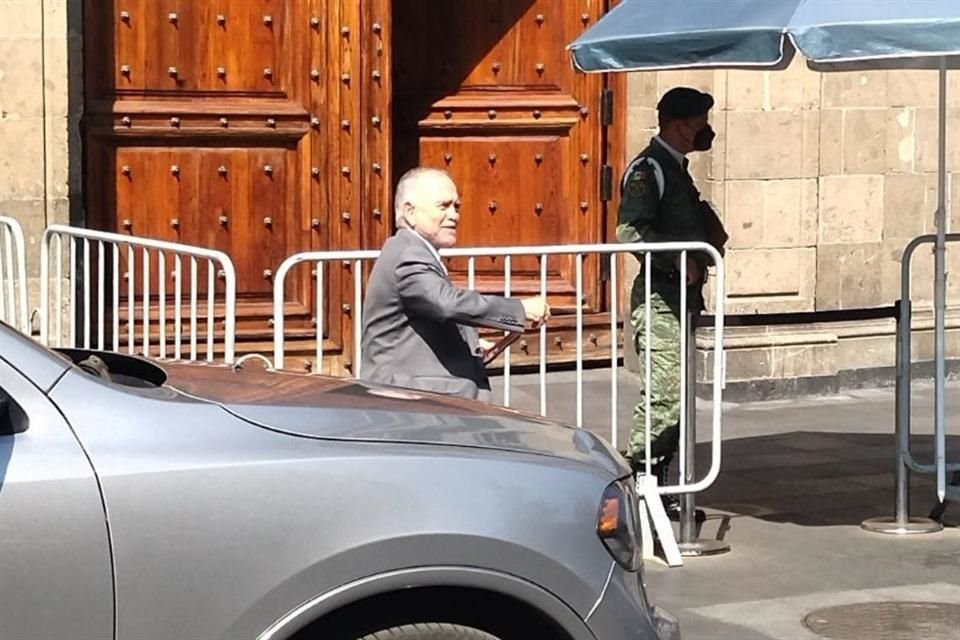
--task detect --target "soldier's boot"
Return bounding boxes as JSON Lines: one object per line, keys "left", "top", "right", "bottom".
{"left": 652, "top": 459, "right": 682, "bottom": 521}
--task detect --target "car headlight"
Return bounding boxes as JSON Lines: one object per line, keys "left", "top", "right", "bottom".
{"left": 596, "top": 480, "right": 641, "bottom": 571}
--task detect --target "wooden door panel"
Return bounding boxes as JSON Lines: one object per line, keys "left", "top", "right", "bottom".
{"left": 113, "top": 0, "right": 288, "bottom": 94}
{"left": 393, "top": 0, "right": 610, "bottom": 312}
{"left": 421, "top": 135, "right": 571, "bottom": 272}
{"left": 86, "top": 0, "right": 321, "bottom": 347}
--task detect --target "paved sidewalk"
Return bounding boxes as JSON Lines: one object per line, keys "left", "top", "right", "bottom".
{"left": 489, "top": 370, "right": 960, "bottom": 640}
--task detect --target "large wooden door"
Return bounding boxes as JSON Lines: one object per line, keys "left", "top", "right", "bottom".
{"left": 81, "top": 0, "right": 623, "bottom": 370}
{"left": 392, "top": 0, "right": 616, "bottom": 313}
{"left": 83, "top": 0, "right": 329, "bottom": 355}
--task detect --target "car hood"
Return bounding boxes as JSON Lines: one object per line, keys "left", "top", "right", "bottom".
{"left": 160, "top": 361, "right": 629, "bottom": 477}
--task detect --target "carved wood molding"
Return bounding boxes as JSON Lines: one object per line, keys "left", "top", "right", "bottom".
{"left": 85, "top": 97, "right": 311, "bottom": 142}
{"left": 400, "top": 90, "right": 583, "bottom": 134}
{"left": 87, "top": 96, "right": 309, "bottom": 116}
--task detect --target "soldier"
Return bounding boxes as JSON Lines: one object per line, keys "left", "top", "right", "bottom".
{"left": 617, "top": 87, "right": 727, "bottom": 517}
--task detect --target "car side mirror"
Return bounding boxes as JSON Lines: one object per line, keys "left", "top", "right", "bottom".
{"left": 0, "top": 392, "right": 28, "bottom": 435}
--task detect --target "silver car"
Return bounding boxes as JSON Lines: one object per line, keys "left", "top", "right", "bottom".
{"left": 0, "top": 321, "right": 679, "bottom": 640}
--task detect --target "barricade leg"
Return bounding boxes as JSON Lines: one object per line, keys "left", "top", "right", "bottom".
{"left": 676, "top": 313, "right": 730, "bottom": 556}
{"left": 862, "top": 299, "right": 942, "bottom": 535}
{"left": 637, "top": 473, "right": 683, "bottom": 567}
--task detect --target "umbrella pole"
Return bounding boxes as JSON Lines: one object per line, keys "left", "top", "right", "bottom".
{"left": 934, "top": 57, "right": 947, "bottom": 503}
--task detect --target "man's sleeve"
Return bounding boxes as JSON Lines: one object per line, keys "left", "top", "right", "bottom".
{"left": 395, "top": 256, "right": 526, "bottom": 332}
{"left": 616, "top": 160, "right": 660, "bottom": 245}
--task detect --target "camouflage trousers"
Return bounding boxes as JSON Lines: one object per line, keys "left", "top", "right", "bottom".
{"left": 628, "top": 292, "right": 683, "bottom": 468}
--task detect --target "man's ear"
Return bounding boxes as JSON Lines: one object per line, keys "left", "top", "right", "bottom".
{"left": 401, "top": 201, "right": 416, "bottom": 228}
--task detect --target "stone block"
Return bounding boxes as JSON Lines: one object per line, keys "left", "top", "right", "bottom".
{"left": 815, "top": 242, "right": 884, "bottom": 310}
{"left": 723, "top": 247, "right": 817, "bottom": 314}
{"left": 42, "top": 35, "right": 83, "bottom": 120}
{"left": 656, "top": 70, "right": 718, "bottom": 101}
{"left": 44, "top": 115, "right": 73, "bottom": 199}
{"left": 818, "top": 175, "right": 884, "bottom": 244}
{"left": 705, "top": 110, "right": 726, "bottom": 182}
{"left": 728, "top": 58, "right": 820, "bottom": 112}
{"left": 882, "top": 173, "right": 937, "bottom": 241}
{"left": 0, "top": 116, "right": 46, "bottom": 199}
{"left": 687, "top": 151, "right": 710, "bottom": 184}
{"left": 0, "top": 0, "right": 42, "bottom": 37}
{"left": 723, "top": 180, "right": 764, "bottom": 249}
{"left": 819, "top": 109, "right": 843, "bottom": 176}
{"left": 763, "top": 178, "right": 818, "bottom": 247}
{"left": 726, "top": 71, "right": 765, "bottom": 111}
{"left": 47, "top": 195, "right": 70, "bottom": 226}
{"left": 724, "top": 181, "right": 764, "bottom": 249}
{"left": 800, "top": 110, "right": 820, "bottom": 178}
{"left": 842, "top": 108, "right": 887, "bottom": 174}
{"left": 42, "top": 0, "right": 83, "bottom": 38}
{"left": 888, "top": 70, "right": 942, "bottom": 108}
{"left": 823, "top": 70, "right": 888, "bottom": 108}
{"left": 708, "top": 346, "right": 773, "bottom": 382}
{"left": 771, "top": 56, "right": 821, "bottom": 112}
{"left": 626, "top": 72, "right": 659, "bottom": 109}
{"left": 914, "top": 107, "right": 960, "bottom": 174}
{"left": 710, "top": 70, "right": 728, "bottom": 112}
{"left": 625, "top": 107, "right": 656, "bottom": 158}
{"left": 885, "top": 107, "right": 916, "bottom": 173}
{"left": 770, "top": 341, "right": 838, "bottom": 378}
{"left": 0, "top": 36, "right": 45, "bottom": 117}
{"left": 724, "top": 110, "right": 819, "bottom": 179}
{"left": 834, "top": 332, "right": 896, "bottom": 372}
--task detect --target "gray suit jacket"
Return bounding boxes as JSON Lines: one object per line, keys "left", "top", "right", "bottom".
{"left": 359, "top": 229, "right": 526, "bottom": 400}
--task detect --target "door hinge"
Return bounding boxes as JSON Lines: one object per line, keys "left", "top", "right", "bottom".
{"left": 600, "top": 165, "right": 613, "bottom": 201}
{"left": 601, "top": 88, "right": 614, "bottom": 126}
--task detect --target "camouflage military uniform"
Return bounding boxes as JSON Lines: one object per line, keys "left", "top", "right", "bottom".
{"left": 616, "top": 137, "right": 711, "bottom": 471}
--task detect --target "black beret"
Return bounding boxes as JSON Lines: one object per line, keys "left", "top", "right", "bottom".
{"left": 657, "top": 87, "right": 715, "bottom": 119}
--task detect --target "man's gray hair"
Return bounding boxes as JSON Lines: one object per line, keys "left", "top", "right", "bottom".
{"left": 394, "top": 167, "right": 451, "bottom": 228}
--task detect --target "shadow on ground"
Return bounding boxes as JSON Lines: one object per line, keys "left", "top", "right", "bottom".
{"left": 686, "top": 432, "right": 960, "bottom": 529}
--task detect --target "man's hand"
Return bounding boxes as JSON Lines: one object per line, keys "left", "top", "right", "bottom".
{"left": 521, "top": 296, "right": 551, "bottom": 326}
{"left": 676, "top": 255, "right": 703, "bottom": 285}
{"left": 478, "top": 338, "right": 496, "bottom": 358}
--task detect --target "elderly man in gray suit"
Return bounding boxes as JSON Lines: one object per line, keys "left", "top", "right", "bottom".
{"left": 360, "top": 167, "right": 550, "bottom": 401}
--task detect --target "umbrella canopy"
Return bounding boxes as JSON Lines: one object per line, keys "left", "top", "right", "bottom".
{"left": 568, "top": 0, "right": 960, "bottom": 72}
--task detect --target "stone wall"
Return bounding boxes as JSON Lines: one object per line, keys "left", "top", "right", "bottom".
{"left": 0, "top": 0, "right": 82, "bottom": 331}
{"left": 623, "top": 59, "right": 960, "bottom": 397}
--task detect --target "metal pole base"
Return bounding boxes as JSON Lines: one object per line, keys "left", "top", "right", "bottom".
{"left": 860, "top": 516, "right": 943, "bottom": 535}
{"left": 678, "top": 539, "right": 731, "bottom": 557}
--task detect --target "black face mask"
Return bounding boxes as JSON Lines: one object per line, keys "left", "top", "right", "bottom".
{"left": 692, "top": 124, "right": 715, "bottom": 151}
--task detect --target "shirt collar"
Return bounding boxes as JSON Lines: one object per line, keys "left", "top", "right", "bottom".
{"left": 653, "top": 135, "right": 688, "bottom": 169}
{"left": 404, "top": 228, "right": 447, "bottom": 274}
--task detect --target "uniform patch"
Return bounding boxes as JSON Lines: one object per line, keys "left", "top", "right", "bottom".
{"left": 626, "top": 171, "right": 649, "bottom": 197}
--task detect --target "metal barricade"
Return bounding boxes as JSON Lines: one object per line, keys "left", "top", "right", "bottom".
{"left": 0, "top": 216, "right": 29, "bottom": 333}
{"left": 863, "top": 233, "right": 960, "bottom": 535}
{"left": 39, "top": 225, "right": 237, "bottom": 364}
{"left": 273, "top": 241, "right": 726, "bottom": 564}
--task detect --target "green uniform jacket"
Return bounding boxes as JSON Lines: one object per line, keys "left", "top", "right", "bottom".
{"left": 616, "top": 137, "right": 710, "bottom": 314}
